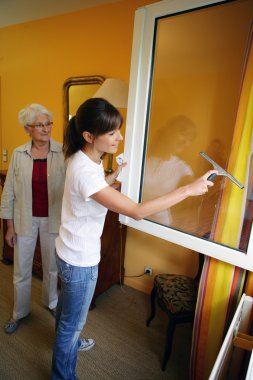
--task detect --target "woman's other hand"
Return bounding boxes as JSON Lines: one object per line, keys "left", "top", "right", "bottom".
{"left": 105, "top": 161, "right": 127, "bottom": 185}
{"left": 114, "top": 161, "right": 127, "bottom": 180}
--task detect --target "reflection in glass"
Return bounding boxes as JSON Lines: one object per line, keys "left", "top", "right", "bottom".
{"left": 140, "top": 0, "right": 253, "bottom": 252}
{"left": 142, "top": 116, "right": 196, "bottom": 226}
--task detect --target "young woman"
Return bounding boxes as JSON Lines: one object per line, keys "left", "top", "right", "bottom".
{"left": 51, "top": 97, "right": 216, "bottom": 380}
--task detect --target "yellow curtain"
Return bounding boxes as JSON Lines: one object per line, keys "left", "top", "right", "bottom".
{"left": 191, "top": 38, "right": 253, "bottom": 380}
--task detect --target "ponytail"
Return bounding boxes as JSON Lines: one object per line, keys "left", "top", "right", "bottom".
{"left": 63, "top": 116, "right": 83, "bottom": 160}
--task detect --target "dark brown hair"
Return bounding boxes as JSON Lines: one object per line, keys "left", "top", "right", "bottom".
{"left": 63, "top": 98, "right": 123, "bottom": 159}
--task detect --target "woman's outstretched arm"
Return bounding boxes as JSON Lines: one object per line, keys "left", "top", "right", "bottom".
{"left": 92, "top": 170, "right": 217, "bottom": 220}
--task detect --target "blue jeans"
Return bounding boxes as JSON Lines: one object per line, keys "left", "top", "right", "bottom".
{"left": 51, "top": 254, "right": 98, "bottom": 380}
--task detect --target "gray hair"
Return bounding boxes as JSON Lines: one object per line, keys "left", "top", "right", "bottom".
{"left": 18, "top": 103, "right": 52, "bottom": 126}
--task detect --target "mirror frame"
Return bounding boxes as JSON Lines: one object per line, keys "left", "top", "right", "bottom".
{"left": 119, "top": 0, "right": 253, "bottom": 270}
{"left": 63, "top": 75, "right": 105, "bottom": 128}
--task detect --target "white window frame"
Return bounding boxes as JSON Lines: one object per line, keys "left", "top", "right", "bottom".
{"left": 119, "top": 0, "right": 253, "bottom": 270}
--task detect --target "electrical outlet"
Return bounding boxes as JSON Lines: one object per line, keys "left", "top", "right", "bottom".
{"left": 144, "top": 267, "right": 153, "bottom": 276}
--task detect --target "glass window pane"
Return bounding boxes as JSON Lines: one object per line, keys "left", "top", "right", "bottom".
{"left": 140, "top": 0, "right": 253, "bottom": 252}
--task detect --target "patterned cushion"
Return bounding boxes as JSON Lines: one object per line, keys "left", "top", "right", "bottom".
{"left": 154, "top": 274, "right": 198, "bottom": 314}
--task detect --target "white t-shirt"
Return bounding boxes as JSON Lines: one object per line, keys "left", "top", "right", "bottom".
{"left": 55, "top": 150, "right": 109, "bottom": 267}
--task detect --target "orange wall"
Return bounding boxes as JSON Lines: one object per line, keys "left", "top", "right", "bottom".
{"left": 0, "top": 0, "right": 198, "bottom": 294}
{"left": 0, "top": 0, "right": 154, "bottom": 157}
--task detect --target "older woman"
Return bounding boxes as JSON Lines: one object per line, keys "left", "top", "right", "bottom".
{"left": 1, "top": 103, "right": 66, "bottom": 334}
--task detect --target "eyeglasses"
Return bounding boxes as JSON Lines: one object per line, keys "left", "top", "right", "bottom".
{"left": 26, "top": 121, "right": 53, "bottom": 130}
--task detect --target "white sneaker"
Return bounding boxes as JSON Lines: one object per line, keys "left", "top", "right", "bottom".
{"left": 78, "top": 338, "right": 95, "bottom": 352}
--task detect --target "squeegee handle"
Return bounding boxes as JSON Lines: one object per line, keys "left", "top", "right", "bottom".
{"left": 207, "top": 173, "right": 217, "bottom": 181}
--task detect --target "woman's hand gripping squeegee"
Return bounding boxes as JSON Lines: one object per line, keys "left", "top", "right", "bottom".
{"left": 199, "top": 152, "right": 244, "bottom": 189}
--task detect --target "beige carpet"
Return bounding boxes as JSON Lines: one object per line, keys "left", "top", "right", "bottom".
{"left": 0, "top": 261, "right": 192, "bottom": 379}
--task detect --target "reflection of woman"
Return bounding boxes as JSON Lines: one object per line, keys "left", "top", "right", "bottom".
{"left": 1, "top": 104, "right": 66, "bottom": 334}
{"left": 51, "top": 98, "right": 215, "bottom": 379}
{"left": 143, "top": 116, "right": 196, "bottom": 225}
